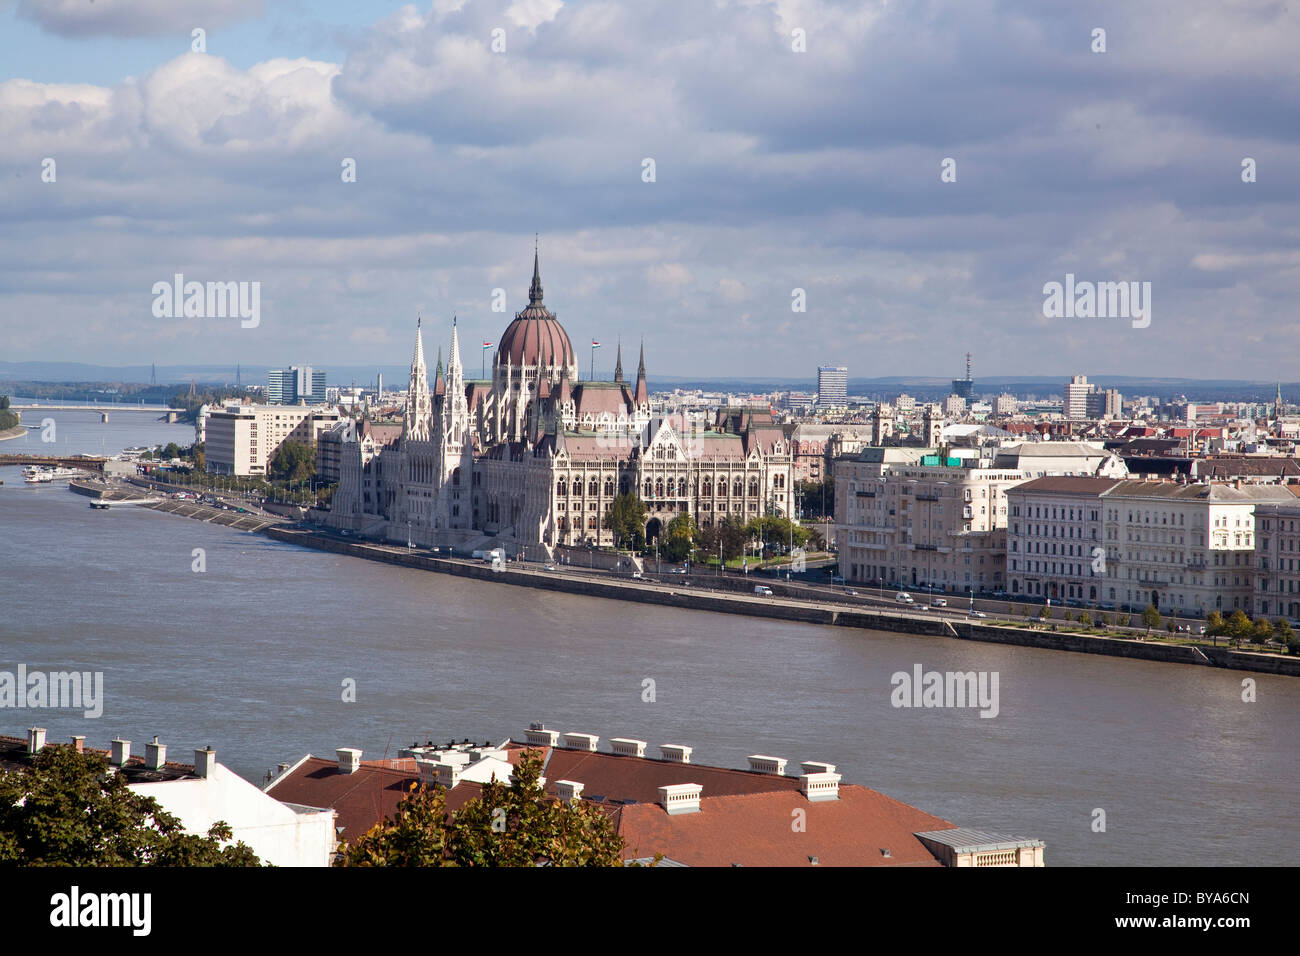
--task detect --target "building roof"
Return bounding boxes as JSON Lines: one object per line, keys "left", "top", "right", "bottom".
{"left": 540, "top": 750, "right": 803, "bottom": 805}
{"left": 1009, "top": 476, "right": 1124, "bottom": 496}
{"left": 913, "top": 827, "right": 1044, "bottom": 853}
{"left": 0, "top": 734, "right": 198, "bottom": 784}
{"left": 615, "top": 786, "right": 957, "bottom": 867}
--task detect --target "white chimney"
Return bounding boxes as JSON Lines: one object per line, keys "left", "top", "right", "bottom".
{"left": 524, "top": 727, "right": 560, "bottom": 748}
{"left": 747, "top": 754, "right": 788, "bottom": 776}
{"left": 800, "top": 771, "right": 841, "bottom": 802}
{"left": 659, "top": 744, "right": 693, "bottom": 764}
{"left": 336, "top": 748, "right": 362, "bottom": 774}
{"left": 436, "top": 763, "right": 461, "bottom": 789}
{"left": 145, "top": 736, "right": 166, "bottom": 770}
{"left": 26, "top": 727, "right": 46, "bottom": 754}
{"left": 610, "top": 737, "right": 647, "bottom": 757}
{"left": 800, "top": 761, "right": 837, "bottom": 776}
{"left": 658, "top": 783, "right": 703, "bottom": 815}
{"left": 555, "top": 780, "right": 585, "bottom": 802}
{"left": 559, "top": 732, "right": 598, "bottom": 752}
{"left": 111, "top": 738, "right": 131, "bottom": 767}
{"left": 194, "top": 747, "right": 216, "bottom": 779}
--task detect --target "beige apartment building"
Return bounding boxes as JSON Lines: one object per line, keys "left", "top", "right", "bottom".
{"left": 1008, "top": 478, "right": 1294, "bottom": 616}
{"left": 1249, "top": 495, "right": 1300, "bottom": 620}
{"left": 206, "top": 404, "right": 341, "bottom": 476}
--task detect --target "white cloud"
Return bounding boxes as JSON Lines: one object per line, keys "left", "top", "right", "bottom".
{"left": 16, "top": 0, "right": 264, "bottom": 38}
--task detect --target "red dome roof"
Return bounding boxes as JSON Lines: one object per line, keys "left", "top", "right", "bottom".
{"left": 494, "top": 250, "right": 576, "bottom": 370}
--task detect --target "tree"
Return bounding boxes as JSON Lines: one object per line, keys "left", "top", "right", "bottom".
{"left": 745, "top": 515, "right": 810, "bottom": 556}
{"left": 1226, "top": 609, "right": 1252, "bottom": 644}
{"left": 1078, "top": 611, "right": 1093, "bottom": 628}
{"left": 0, "top": 746, "right": 260, "bottom": 866}
{"left": 338, "top": 750, "right": 625, "bottom": 867}
{"left": 270, "top": 441, "right": 315, "bottom": 483}
{"left": 1205, "top": 610, "right": 1226, "bottom": 645}
{"left": 1250, "top": 617, "right": 1275, "bottom": 645}
{"left": 663, "top": 513, "right": 696, "bottom": 563}
{"left": 1141, "top": 604, "right": 1161, "bottom": 636}
{"left": 1274, "top": 618, "right": 1294, "bottom": 646}
{"left": 603, "top": 492, "right": 647, "bottom": 550}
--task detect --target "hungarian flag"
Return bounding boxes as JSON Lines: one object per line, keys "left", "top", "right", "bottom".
{"left": 591, "top": 340, "right": 601, "bottom": 348}
{"left": 482, "top": 341, "right": 492, "bottom": 351}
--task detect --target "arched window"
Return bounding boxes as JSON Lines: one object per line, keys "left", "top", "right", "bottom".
{"left": 588, "top": 478, "right": 598, "bottom": 496}
{"left": 702, "top": 477, "right": 712, "bottom": 496}
{"left": 733, "top": 479, "right": 743, "bottom": 497}
{"left": 748, "top": 478, "right": 759, "bottom": 496}
{"left": 644, "top": 479, "right": 653, "bottom": 497}
{"left": 677, "top": 477, "right": 687, "bottom": 496}
{"left": 587, "top": 516, "right": 597, "bottom": 529}
{"left": 604, "top": 478, "right": 614, "bottom": 496}
{"left": 656, "top": 478, "right": 665, "bottom": 497}
{"left": 557, "top": 479, "right": 567, "bottom": 496}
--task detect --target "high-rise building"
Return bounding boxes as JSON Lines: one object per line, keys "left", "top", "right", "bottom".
{"left": 269, "top": 365, "right": 327, "bottom": 405}
{"left": 818, "top": 366, "right": 848, "bottom": 407}
{"left": 1064, "top": 375, "right": 1091, "bottom": 420}
{"left": 951, "top": 352, "right": 974, "bottom": 400}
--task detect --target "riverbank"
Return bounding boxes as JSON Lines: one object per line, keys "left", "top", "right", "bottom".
{"left": 0, "top": 425, "right": 25, "bottom": 441}
{"left": 264, "top": 525, "right": 1300, "bottom": 678}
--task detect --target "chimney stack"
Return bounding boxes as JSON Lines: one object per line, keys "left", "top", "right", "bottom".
{"left": 524, "top": 725, "right": 559, "bottom": 748}
{"left": 747, "top": 754, "right": 788, "bottom": 776}
{"left": 71, "top": 735, "right": 85, "bottom": 753}
{"left": 610, "top": 738, "right": 647, "bottom": 758}
{"left": 559, "top": 732, "right": 599, "bottom": 752}
{"left": 27, "top": 727, "right": 46, "bottom": 754}
{"left": 554, "top": 780, "right": 585, "bottom": 802}
{"left": 800, "top": 771, "right": 842, "bottom": 802}
{"left": 800, "top": 760, "right": 837, "bottom": 775}
{"left": 336, "top": 748, "right": 362, "bottom": 774}
{"left": 659, "top": 744, "right": 692, "bottom": 764}
{"left": 145, "top": 736, "right": 166, "bottom": 770}
{"left": 194, "top": 746, "right": 216, "bottom": 779}
{"left": 658, "top": 783, "right": 703, "bottom": 815}
{"left": 110, "top": 738, "right": 131, "bottom": 767}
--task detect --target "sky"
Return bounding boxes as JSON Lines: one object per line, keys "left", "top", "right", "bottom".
{"left": 1, "top": 0, "right": 1298, "bottom": 381}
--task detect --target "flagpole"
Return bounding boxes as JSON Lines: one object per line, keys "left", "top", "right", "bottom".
{"left": 590, "top": 343, "right": 595, "bottom": 382}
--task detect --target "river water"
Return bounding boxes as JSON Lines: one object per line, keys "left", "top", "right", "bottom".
{"left": 1, "top": 410, "right": 1297, "bottom": 865}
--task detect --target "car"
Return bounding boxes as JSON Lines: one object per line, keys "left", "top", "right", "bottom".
{"left": 895, "top": 592, "right": 914, "bottom": 604}
{"left": 831, "top": 575, "right": 846, "bottom": 584}
{"left": 968, "top": 610, "right": 988, "bottom": 619}
{"left": 673, "top": 567, "right": 688, "bottom": 575}
{"left": 844, "top": 588, "right": 858, "bottom": 596}
{"left": 933, "top": 598, "right": 948, "bottom": 608}
{"left": 544, "top": 564, "right": 556, "bottom": 571}
{"left": 632, "top": 571, "right": 644, "bottom": 579}
{"left": 754, "top": 585, "right": 774, "bottom": 596}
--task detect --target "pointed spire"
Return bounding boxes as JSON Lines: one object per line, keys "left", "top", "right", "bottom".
{"left": 614, "top": 339, "right": 624, "bottom": 383}
{"left": 434, "top": 347, "right": 445, "bottom": 396}
{"left": 529, "top": 238, "right": 544, "bottom": 306}
{"left": 634, "top": 340, "right": 648, "bottom": 405}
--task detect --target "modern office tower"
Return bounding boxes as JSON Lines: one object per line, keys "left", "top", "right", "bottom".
{"left": 951, "top": 352, "right": 974, "bottom": 400}
{"left": 269, "top": 365, "right": 327, "bottom": 404}
{"left": 818, "top": 366, "right": 848, "bottom": 407}
{"left": 1064, "top": 375, "right": 1092, "bottom": 420}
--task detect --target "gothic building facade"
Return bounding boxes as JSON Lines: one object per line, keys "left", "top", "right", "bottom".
{"left": 328, "top": 253, "right": 794, "bottom": 557}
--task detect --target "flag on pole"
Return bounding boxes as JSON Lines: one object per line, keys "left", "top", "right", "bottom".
{"left": 482, "top": 341, "right": 492, "bottom": 350}
{"left": 591, "top": 340, "right": 601, "bottom": 348}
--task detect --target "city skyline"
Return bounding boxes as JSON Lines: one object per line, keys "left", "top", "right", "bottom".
{"left": 4, "top": 1, "right": 1300, "bottom": 377}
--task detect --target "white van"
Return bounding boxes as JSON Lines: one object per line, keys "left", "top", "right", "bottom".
{"left": 895, "top": 592, "right": 914, "bottom": 604}
{"left": 754, "top": 585, "right": 774, "bottom": 596}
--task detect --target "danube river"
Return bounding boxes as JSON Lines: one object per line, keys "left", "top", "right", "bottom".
{"left": 1, "top": 410, "right": 1298, "bottom": 865}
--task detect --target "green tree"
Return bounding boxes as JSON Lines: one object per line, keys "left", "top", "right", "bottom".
{"left": 1250, "top": 617, "right": 1274, "bottom": 645}
{"left": 603, "top": 492, "right": 647, "bottom": 551}
{"left": 270, "top": 440, "right": 315, "bottom": 483}
{"left": 0, "top": 746, "right": 260, "bottom": 866}
{"left": 1141, "top": 604, "right": 1161, "bottom": 636}
{"left": 1226, "top": 609, "right": 1252, "bottom": 644}
{"left": 338, "top": 750, "right": 625, "bottom": 867}
{"left": 1078, "top": 611, "right": 1093, "bottom": 628}
{"left": 1274, "top": 618, "right": 1294, "bottom": 645}
{"left": 663, "top": 513, "right": 696, "bottom": 563}
{"left": 744, "top": 515, "right": 811, "bottom": 555}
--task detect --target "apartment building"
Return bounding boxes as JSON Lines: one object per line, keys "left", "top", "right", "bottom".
{"left": 1008, "top": 478, "right": 1295, "bottom": 615}
{"left": 206, "top": 404, "right": 341, "bottom": 476}
{"left": 1250, "top": 494, "right": 1300, "bottom": 620}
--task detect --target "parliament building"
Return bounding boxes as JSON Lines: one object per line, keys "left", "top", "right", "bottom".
{"left": 326, "top": 251, "right": 794, "bottom": 558}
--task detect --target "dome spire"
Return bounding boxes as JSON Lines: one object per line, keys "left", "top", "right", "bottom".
{"left": 529, "top": 235, "right": 544, "bottom": 306}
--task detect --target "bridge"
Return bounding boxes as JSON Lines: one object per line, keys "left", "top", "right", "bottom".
{"left": 0, "top": 454, "right": 107, "bottom": 472}
{"left": 13, "top": 404, "right": 173, "bottom": 412}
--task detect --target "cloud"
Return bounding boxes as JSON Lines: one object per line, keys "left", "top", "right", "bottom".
{"left": 15, "top": 0, "right": 265, "bottom": 38}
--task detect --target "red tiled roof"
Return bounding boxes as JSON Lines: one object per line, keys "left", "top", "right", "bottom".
{"left": 540, "top": 750, "right": 802, "bottom": 804}
{"left": 617, "top": 785, "right": 957, "bottom": 867}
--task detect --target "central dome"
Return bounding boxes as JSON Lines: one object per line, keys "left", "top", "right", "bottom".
{"left": 495, "top": 250, "right": 576, "bottom": 372}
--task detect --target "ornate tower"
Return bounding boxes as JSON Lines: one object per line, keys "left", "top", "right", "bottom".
{"left": 404, "top": 318, "right": 431, "bottom": 441}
